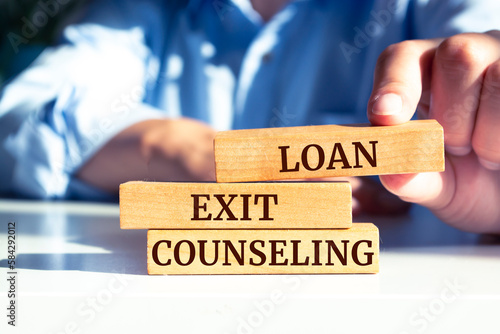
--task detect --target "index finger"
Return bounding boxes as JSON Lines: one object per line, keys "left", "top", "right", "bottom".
{"left": 367, "top": 39, "right": 440, "bottom": 126}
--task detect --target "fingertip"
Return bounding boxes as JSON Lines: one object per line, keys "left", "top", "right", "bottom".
{"left": 446, "top": 144, "right": 471, "bottom": 156}
{"left": 367, "top": 92, "right": 414, "bottom": 126}
{"left": 478, "top": 157, "right": 500, "bottom": 171}
{"left": 372, "top": 93, "right": 403, "bottom": 115}
{"left": 368, "top": 39, "right": 437, "bottom": 126}
{"left": 379, "top": 174, "right": 418, "bottom": 196}
{"left": 380, "top": 171, "right": 449, "bottom": 209}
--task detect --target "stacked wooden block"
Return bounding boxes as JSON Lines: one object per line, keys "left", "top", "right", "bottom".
{"left": 119, "top": 120, "right": 444, "bottom": 275}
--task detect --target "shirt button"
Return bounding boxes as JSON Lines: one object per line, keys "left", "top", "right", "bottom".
{"left": 262, "top": 52, "right": 273, "bottom": 63}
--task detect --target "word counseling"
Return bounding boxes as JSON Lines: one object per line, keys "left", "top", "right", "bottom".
{"left": 151, "top": 238, "right": 375, "bottom": 267}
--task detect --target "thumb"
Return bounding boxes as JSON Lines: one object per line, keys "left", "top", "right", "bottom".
{"left": 379, "top": 158, "right": 454, "bottom": 211}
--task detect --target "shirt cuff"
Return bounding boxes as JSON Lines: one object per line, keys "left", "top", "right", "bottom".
{"left": 5, "top": 97, "right": 164, "bottom": 199}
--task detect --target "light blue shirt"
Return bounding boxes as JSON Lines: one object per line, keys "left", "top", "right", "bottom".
{"left": 1, "top": 0, "right": 499, "bottom": 200}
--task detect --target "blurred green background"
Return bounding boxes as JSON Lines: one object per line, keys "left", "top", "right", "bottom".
{"left": 0, "top": 0, "right": 86, "bottom": 85}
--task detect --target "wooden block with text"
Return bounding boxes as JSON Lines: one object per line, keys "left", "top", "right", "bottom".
{"left": 147, "top": 223, "right": 379, "bottom": 275}
{"left": 120, "top": 181, "right": 352, "bottom": 229}
{"left": 214, "top": 119, "right": 444, "bottom": 182}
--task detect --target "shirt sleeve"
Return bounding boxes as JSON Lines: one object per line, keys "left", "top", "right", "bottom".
{"left": 0, "top": 0, "right": 167, "bottom": 200}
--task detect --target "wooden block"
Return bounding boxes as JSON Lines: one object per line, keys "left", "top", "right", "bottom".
{"left": 120, "top": 181, "right": 352, "bottom": 229}
{"left": 147, "top": 223, "right": 379, "bottom": 275}
{"left": 214, "top": 119, "right": 444, "bottom": 182}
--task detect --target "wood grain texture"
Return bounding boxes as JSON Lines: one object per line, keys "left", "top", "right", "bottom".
{"left": 147, "top": 223, "right": 379, "bottom": 275}
{"left": 214, "top": 120, "right": 444, "bottom": 182}
{"left": 120, "top": 181, "right": 352, "bottom": 229}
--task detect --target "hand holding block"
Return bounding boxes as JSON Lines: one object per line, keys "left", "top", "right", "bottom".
{"left": 214, "top": 120, "right": 444, "bottom": 182}
{"left": 147, "top": 223, "right": 379, "bottom": 275}
{"left": 120, "top": 181, "right": 352, "bottom": 229}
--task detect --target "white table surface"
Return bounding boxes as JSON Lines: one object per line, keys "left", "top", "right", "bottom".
{"left": 0, "top": 199, "right": 499, "bottom": 334}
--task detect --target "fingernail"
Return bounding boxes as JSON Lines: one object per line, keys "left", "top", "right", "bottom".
{"left": 478, "top": 157, "right": 500, "bottom": 170}
{"left": 372, "top": 93, "right": 403, "bottom": 116}
{"left": 446, "top": 145, "right": 471, "bottom": 156}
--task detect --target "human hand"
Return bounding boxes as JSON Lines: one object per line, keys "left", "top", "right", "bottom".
{"left": 302, "top": 177, "right": 410, "bottom": 217}
{"left": 78, "top": 117, "right": 216, "bottom": 193}
{"left": 141, "top": 117, "right": 216, "bottom": 182}
{"left": 367, "top": 31, "right": 500, "bottom": 233}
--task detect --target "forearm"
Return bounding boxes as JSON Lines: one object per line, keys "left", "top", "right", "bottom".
{"left": 76, "top": 118, "right": 216, "bottom": 194}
